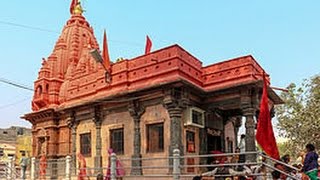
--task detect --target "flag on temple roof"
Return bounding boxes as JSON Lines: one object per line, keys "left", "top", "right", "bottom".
{"left": 256, "top": 73, "right": 280, "bottom": 160}
{"left": 102, "top": 30, "right": 111, "bottom": 70}
{"left": 70, "top": 0, "right": 78, "bottom": 14}
{"left": 145, "top": 35, "right": 152, "bottom": 54}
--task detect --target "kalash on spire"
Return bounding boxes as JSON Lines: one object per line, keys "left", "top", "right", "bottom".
{"left": 70, "top": 0, "right": 84, "bottom": 15}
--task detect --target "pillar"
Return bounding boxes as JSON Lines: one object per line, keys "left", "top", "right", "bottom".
{"left": 128, "top": 101, "right": 145, "bottom": 175}
{"left": 93, "top": 106, "right": 103, "bottom": 174}
{"left": 163, "top": 88, "right": 188, "bottom": 167}
{"left": 240, "top": 87, "right": 257, "bottom": 162}
{"left": 67, "top": 112, "right": 78, "bottom": 175}
{"left": 243, "top": 107, "right": 256, "bottom": 162}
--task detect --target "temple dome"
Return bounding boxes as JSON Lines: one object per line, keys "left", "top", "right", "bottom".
{"left": 32, "top": 13, "right": 101, "bottom": 111}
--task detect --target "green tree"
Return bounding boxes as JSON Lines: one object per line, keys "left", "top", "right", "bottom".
{"left": 276, "top": 74, "right": 320, "bottom": 157}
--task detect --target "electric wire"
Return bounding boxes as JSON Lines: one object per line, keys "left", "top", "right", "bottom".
{"left": 0, "top": 20, "right": 59, "bottom": 34}
{"left": 0, "top": 78, "right": 33, "bottom": 91}
{"left": 0, "top": 20, "right": 144, "bottom": 47}
{"left": 0, "top": 98, "right": 31, "bottom": 110}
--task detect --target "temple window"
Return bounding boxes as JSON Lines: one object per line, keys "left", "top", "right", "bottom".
{"left": 45, "top": 84, "right": 49, "bottom": 93}
{"left": 110, "top": 128, "right": 124, "bottom": 154}
{"left": 186, "top": 131, "right": 195, "bottom": 153}
{"left": 80, "top": 133, "right": 91, "bottom": 156}
{"left": 147, "top": 123, "right": 164, "bottom": 153}
{"left": 36, "top": 85, "right": 43, "bottom": 96}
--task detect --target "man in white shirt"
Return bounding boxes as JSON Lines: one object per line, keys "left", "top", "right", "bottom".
{"left": 238, "top": 134, "right": 246, "bottom": 171}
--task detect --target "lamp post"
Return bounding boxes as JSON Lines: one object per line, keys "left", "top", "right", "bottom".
{"left": 90, "top": 49, "right": 111, "bottom": 83}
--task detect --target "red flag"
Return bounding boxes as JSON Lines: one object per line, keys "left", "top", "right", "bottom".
{"left": 70, "top": 0, "right": 78, "bottom": 14}
{"left": 145, "top": 35, "right": 152, "bottom": 54}
{"left": 102, "top": 30, "right": 111, "bottom": 70}
{"left": 256, "top": 73, "right": 280, "bottom": 160}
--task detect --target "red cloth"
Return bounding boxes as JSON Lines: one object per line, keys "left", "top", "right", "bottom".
{"left": 256, "top": 73, "right": 280, "bottom": 160}
{"left": 210, "top": 150, "right": 227, "bottom": 164}
{"left": 77, "top": 153, "right": 87, "bottom": 180}
{"left": 105, "top": 149, "right": 125, "bottom": 180}
{"left": 70, "top": 0, "right": 78, "bottom": 14}
{"left": 102, "top": 30, "right": 111, "bottom": 70}
{"left": 145, "top": 35, "right": 152, "bottom": 54}
{"left": 39, "top": 155, "right": 47, "bottom": 177}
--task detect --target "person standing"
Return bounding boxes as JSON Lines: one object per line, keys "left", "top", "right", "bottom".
{"left": 39, "top": 154, "right": 47, "bottom": 180}
{"left": 302, "top": 144, "right": 319, "bottom": 180}
{"left": 238, "top": 134, "right": 246, "bottom": 164}
{"left": 77, "top": 153, "right": 88, "bottom": 180}
{"left": 19, "top": 152, "right": 29, "bottom": 180}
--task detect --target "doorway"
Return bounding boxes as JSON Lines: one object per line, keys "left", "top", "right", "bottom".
{"left": 207, "top": 134, "right": 222, "bottom": 152}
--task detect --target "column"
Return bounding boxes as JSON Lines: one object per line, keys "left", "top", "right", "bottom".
{"left": 243, "top": 107, "right": 256, "bottom": 162}
{"left": 128, "top": 101, "right": 145, "bottom": 175}
{"left": 240, "top": 88, "right": 257, "bottom": 162}
{"left": 167, "top": 106, "right": 183, "bottom": 155}
{"left": 163, "top": 89, "right": 188, "bottom": 167}
{"left": 67, "top": 112, "right": 78, "bottom": 175}
{"left": 93, "top": 106, "right": 103, "bottom": 174}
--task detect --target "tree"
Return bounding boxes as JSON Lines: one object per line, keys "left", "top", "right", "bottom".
{"left": 276, "top": 74, "right": 320, "bottom": 157}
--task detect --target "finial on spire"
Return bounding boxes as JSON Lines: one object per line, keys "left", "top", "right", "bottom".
{"left": 70, "top": 0, "right": 84, "bottom": 15}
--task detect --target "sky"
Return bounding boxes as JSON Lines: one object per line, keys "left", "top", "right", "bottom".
{"left": 0, "top": 1, "right": 319, "bottom": 129}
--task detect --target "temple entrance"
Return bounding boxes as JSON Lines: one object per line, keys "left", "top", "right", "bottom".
{"left": 207, "top": 134, "right": 222, "bottom": 152}
{"left": 206, "top": 128, "right": 223, "bottom": 152}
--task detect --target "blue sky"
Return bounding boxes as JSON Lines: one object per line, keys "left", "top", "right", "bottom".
{"left": 0, "top": 1, "right": 319, "bottom": 128}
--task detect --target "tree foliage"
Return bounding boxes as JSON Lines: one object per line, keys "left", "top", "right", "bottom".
{"left": 276, "top": 74, "right": 320, "bottom": 157}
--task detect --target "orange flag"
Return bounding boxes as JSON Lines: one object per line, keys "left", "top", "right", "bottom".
{"left": 256, "top": 73, "right": 280, "bottom": 160}
{"left": 145, "top": 35, "right": 152, "bottom": 54}
{"left": 102, "top": 30, "right": 111, "bottom": 70}
{"left": 70, "top": 0, "right": 78, "bottom": 14}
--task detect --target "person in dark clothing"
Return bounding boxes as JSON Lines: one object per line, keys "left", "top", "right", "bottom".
{"left": 302, "top": 144, "right": 319, "bottom": 180}
{"left": 192, "top": 175, "right": 202, "bottom": 180}
{"left": 280, "top": 154, "right": 291, "bottom": 177}
{"left": 96, "top": 173, "right": 104, "bottom": 180}
{"left": 237, "top": 134, "right": 246, "bottom": 173}
{"left": 271, "top": 170, "right": 281, "bottom": 180}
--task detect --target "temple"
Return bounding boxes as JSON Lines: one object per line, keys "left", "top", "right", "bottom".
{"left": 22, "top": 1, "right": 282, "bottom": 177}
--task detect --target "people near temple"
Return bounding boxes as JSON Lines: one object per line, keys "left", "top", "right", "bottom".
{"left": 302, "top": 144, "right": 319, "bottom": 180}
{"left": 288, "top": 164, "right": 303, "bottom": 180}
{"left": 271, "top": 170, "right": 281, "bottom": 180}
{"left": 238, "top": 134, "right": 246, "bottom": 168}
{"left": 96, "top": 173, "right": 104, "bottom": 180}
{"left": 105, "top": 148, "right": 125, "bottom": 180}
{"left": 281, "top": 154, "right": 292, "bottom": 174}
{"left": 19, "top": 152, "right": 29, "bottom": 180}
{"left": 253, "top": 153, "right": 267, "bottom": 180}
{"left": 39, "top": 154, "right": 47, "bottom": 180}
{"left": 77, "top": 153, "right": 88, "bottom": 180}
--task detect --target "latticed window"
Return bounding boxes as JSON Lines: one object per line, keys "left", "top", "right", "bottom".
{"left": 80, "top": 133, "right": 91, "bottom": 156}
{"left": 110, "top": 128, "right": 124, "bottom": 154}
{"left": 147, "top": 123, "right": 164, "bottom": 153}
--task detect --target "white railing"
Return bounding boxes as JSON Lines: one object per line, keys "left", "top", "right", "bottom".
{"left": 0, "top": 157, "right": 21, "bottom": 180}
{"left": 28, "top": 150, "right": 302, "bottom": 180}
